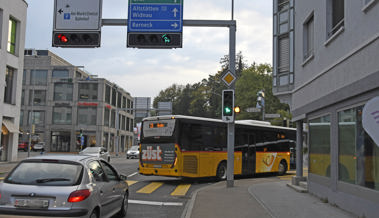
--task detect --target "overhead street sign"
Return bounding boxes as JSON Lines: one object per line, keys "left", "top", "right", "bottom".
{"left": 54, "top": 0, "right": 102, "bottom": 31}
{"left": 128, "top": 0, "right": 183, "bottom": 32}
{"left": 265, "top": 114, "right": 281, "bottom": 118}
{"left": 246, "top": 107, "right": 261, "bottom": 113}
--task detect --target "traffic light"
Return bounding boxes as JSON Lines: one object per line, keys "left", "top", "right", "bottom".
{"left": 234, "top": 106, "right": 241, "bottom": 114}
{"left": 222, "top": 90, "right": 234, "bottom": 122}
{"left": 52, "top": 31, "right": 101, "bottom": 48}
{"left": 127, "top": 32, "right": 182, "bottom": 48}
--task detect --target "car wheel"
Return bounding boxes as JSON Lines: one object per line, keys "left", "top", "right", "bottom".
{"left": 117, "top": 192, "right": 128, "bottom": 217}
{"left": 216, "top": 161, "right": 227, "bottom": 181}
{"left": 89, "top": 209, "right": 99, "bottom": 218}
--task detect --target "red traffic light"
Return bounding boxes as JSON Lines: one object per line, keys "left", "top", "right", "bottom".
{"left": 57, "top": 34, "right": 68, "bottom": 43}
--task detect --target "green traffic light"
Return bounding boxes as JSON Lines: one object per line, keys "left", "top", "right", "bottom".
{"left": 224, "top": 107, "right": 232, "bottom": 115}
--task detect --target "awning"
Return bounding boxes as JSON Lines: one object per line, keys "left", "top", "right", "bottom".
{"left": 2, "top": 119, "right": 19, "bottom": 134}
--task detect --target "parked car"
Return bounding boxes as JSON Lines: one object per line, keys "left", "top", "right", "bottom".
{"left": 0, "top": 155, "right": 129, "bottom": 218}
{"left": 33, "top": 142, "right": 45, "bottom": 151}
{"left": 18, "top": 142, "right": 29, "bottom": 151}
{"left": 126, "top": 145, "right": 140, "bottom": 159}
{"left": 79, "top": 147, "right": 110, "bottom": 162}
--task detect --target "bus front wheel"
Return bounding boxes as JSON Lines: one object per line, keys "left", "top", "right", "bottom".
{"left": 216, "top": 161, "right": 227, "bottom": 181}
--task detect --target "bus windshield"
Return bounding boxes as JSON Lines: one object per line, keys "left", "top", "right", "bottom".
{"left": 142, "top": 119, "right": 176, "bottom": 138}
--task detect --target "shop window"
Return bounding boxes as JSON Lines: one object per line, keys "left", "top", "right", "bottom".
{"left": 338, "top": 106, "right": 379, "bottom": 190}
{"left": 53, "top": 107, "right": 72, "bottom": 124}
{"left": 77, "top": 107, "right": 96, "bottom": 125}
{"left": 309, "top": 115, "right": 331, "bottom": 177}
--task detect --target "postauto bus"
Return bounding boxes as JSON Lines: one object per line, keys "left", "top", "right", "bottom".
{"left": 139, "top": 115, "right": 296, "bottom": 180}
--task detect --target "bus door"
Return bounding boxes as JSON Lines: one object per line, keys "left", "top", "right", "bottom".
{"left": 242, "top": 134, "right": 256, "bottom": 175}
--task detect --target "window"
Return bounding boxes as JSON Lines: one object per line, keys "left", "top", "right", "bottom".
{"left": 338, "top": 106, "right": 379, "bottom": 190}
{"left": 0, "top": 9, "right": 3, "bottom": 49}
{"left": 111, "top": 109, "right": 116, "bottom": 128}
{"left": 303, "top": 13, "right": 314, "bottom": 61}
{"left": 77, "top": 107, "right": 97, "bottom": 125}
{"left": 54, "top": 83, "right": 73, "bottom": 101}
{"left": 53, "top": 107, "right": 72, "bottom": 124}
{"left": 111, "top": 88, "right": 117, "bottom": 106}
{"left": 88, "top": 161, "right": 106, "bottom": 182}
{"left": 21, "top": 90, "right": 25, "bottom": 105}
{"left": 78, "top": 83, "right": 98, "bottom": 101}
{"left": 52, "top": 69, "right": 69, "bottom": 78}
{"left": 117, "top": 92, "right": 122, "bottom": 108}
{"left": 122, "top": 96, "right": 127, "bottom": 108}
{"left": 7, "top": 17, "right": 17, "bottom": 54}
{"left": 28, "top": 111, "right": 45, "bottom": 125}
{"left": 363, "top": 0, "right": 378, "bottom": 11}
{"left": 101, "top": 161, "right": 119, "bottom": 181}
{"left": 31, "top": 70, "right": 47, "bottom": 85}
{"left": 309, "top": 115, "right": 331, "bottom": 177}
{"left": 278, "top": 36, "right": 290, "bottom": 73}
{"left": 20, "top": 110, "right": 24, "bottom": 126}
{"left": 327, "top": 0, "right": 344, "bottom": 38}
{"left": 22, "top": 70, "right": 27, "bottom": 85}
{"left": 29, "top": 90, "right": 46, "bottom": 106}
{"left": 4, "top": 66, "right": 15, "bottom": 104}
{"left": 104, "top": 107, "right": 110, "bottom": 126}
{"left": 105, "top": 85, "right": 111, "bottom": 104}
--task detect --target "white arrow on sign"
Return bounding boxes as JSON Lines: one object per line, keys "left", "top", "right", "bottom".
{"left": 172, "top": 8, "right": 178, "bottom": 17}
{"left": 171, "top": 23, "right": 178, "bottom": 28}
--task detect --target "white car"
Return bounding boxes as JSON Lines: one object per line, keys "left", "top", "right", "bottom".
{"left": 33, "top": 142, "right": 45, "bottom": 151}
{"left": 126, "top": 146, "right": 140, "bottom": 159}
{"left": 79, "top": 147, "right": 111, "bottom": 162}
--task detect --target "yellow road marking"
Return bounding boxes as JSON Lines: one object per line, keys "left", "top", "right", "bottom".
{"left": 171, "top": 184, "right": 191, "bottom": 196}
{"left": 137, "top": 182, "right": 164, "bottom": 194}
{"left": 126, "top": 180, "right": 138, "bottom": 186}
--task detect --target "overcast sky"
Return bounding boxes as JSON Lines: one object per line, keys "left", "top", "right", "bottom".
{"left": 25, "top": 0, "right": 273, "bottom": 98}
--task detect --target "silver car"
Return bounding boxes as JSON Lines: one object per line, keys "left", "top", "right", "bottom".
{"left": 0, "top": 155, "right": 129, "bottom": 218}
{"left": 126, "top": 145, "right": 140, "bottom": 159}
{"left": 79, "top": 147, "right": 111, "bottom": 162}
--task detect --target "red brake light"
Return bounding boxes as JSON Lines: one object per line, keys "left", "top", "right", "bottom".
{"left": 68, "top": 189, "right": 90, "bottom": 203}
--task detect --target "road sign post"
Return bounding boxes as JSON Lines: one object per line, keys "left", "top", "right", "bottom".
{"left": 127, "top": 0, "right": 183, "bottom": 48}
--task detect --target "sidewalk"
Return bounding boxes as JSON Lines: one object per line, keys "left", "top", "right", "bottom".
{"left": 184, "top": 177, "right": 357, "bottom": 218}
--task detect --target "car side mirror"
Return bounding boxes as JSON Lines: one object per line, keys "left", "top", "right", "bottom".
{"left": 119, "top": 174, "right": 127, "bottom": 181}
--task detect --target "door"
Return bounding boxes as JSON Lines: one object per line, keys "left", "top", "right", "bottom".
{"left": 242, "top": 134, "right": 256, "bottom": 175}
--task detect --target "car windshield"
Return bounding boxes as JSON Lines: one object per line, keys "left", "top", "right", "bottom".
{"left": 82, "top": 147, "right": 101, "bottom": 153}
{"left": 5, "top": 161, "right": 83, "bottom": 186}
{"left": 129, "top": 146, "right": 139, "bottom": 151}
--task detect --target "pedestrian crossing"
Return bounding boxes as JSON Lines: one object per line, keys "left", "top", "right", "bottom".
{"left": 128, "top": 180, "right": 192, "bottom": 196}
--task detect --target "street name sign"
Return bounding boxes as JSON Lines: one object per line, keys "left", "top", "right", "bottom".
{"left": 246, "top": 107, "right": 261, "bottom": 113}
{"left": 54, "top": 0, "right": 102, "bottom": 31}
{"left": 265, "top": 114, "right": 281, "bottom": 118}
{"left": 128, "top": 0, "right": 183, "bottom": 32}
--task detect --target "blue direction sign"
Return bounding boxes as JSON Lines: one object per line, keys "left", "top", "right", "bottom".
{"left": 128, "top": 0, "right": 183, "bottom": 32}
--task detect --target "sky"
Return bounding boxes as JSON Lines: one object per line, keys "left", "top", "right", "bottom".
{"left": 25, "top": 0, "right": 273, "bottom": 99}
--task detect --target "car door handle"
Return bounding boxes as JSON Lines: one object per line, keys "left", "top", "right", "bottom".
{"left": 100, "top": 190, "right": 104, "bottom": 195}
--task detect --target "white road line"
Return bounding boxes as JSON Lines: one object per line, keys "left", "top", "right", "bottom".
{"left": 128, "top": 199, "right": 183, "bottom": 206}
{"left": 127, "top": 172, "right": 138, "bottom": 178}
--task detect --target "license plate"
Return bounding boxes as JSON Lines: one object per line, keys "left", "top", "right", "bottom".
{"left": 15, "top": 199, "right": 49, "bottom": 208}
{"left": 153, "top": 165, "right": 162, "bottom": 168}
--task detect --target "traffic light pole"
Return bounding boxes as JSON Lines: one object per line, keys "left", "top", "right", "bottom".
{"left": 99, "top": 17, "right": 237, "bottom": 188}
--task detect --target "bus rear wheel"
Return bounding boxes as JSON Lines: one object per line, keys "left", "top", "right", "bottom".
{"left": 278, "top": 160, "right": 287, "bottom": 176}
{"left": 216, "top": 162, "right": 227, "bottom": 181}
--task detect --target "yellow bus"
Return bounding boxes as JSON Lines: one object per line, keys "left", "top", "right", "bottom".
{"left": 139, "top": 115, "right": 296, "bottom": 180}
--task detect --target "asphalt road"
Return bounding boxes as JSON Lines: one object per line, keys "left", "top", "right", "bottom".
{"left": 110, "top": 158, "right": 214, "bottom": 218}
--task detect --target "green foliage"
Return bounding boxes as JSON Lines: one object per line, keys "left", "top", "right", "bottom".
{"left": 153, "top": 53, "right": 291, "bottom": 125}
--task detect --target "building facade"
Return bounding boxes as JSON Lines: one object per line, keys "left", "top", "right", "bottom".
{"left": 0, "top": 0, "right": 27, "bottom": 162}
{"left": 273, "top": 0, "right": 379, "bottom": 217}
{"left": 21, "top": 50, "right": 134, "bottom": 154}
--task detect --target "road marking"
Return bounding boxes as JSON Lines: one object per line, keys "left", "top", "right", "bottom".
{"left": 171, "top": 184, "right": 191, "bottom": 196}
{"left": 129, "top": 199, "right": 183, "bottom": 206}
{"left": 137, "top": 182, "right": 163, "bottom": 194}
{"left": 128, "top": 172, "right": 138, "bottom": 178}
{"left": 126, "top": 180, "right": 138, "bottom": 186}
